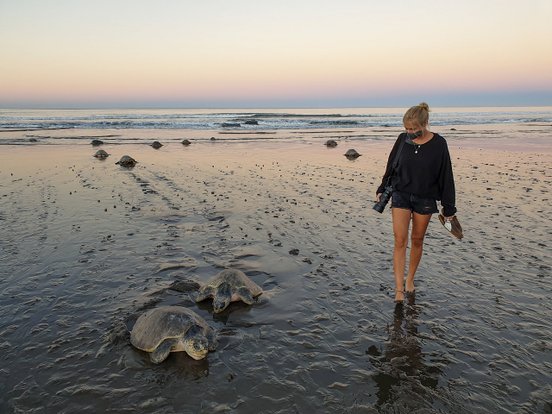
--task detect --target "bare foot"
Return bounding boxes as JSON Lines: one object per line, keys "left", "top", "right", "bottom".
{"left": 394, "top": 290, "right": 405, "bottom": 303}
{"left": 405, "top": 280, "right": 415, "bottom": 293}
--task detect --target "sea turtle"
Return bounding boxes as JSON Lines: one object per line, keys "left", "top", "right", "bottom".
{"left": 195, "top": 268, "right": 263, "bottom": 313}
{"left": 151, "top": 141, "right": 163, "bottom": 149}
{"left": 91, "top": 139, "right": 104, "bottom": 146}
{"left": 116, "top": 155, "right": 137, "bottom": 168}
{"left": 181, "top": 139, "right": 192, "bottom": 146}
{"left": 130, "top": 306, "right": 217, "bottom": 363}
{"left": 325, "top": 139, "right": 338, "bottom": 148}
{"left": 344, "top": 149, "right": 361, "bottom": 159}
{"left": 93, "top": 149, "right": 110, "bottom": 159}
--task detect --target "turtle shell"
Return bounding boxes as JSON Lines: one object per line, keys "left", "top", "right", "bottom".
{"left": 116, "top": 155, "right": 137, "bottom": 167}
{"left": 93, "top": 149, "right": 109, "bottom": 159}
{"left": 344, "top": 149, "right": 361, "bottom": 158}
{"left": 130, "top": 306, "right": 212, "bottom": 352}
{"left": 200, "top": 269, "right": 263, "bottom": 299}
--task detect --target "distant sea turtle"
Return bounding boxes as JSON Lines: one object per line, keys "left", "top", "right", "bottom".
{"left": 91, "top": 139, "right": 104, "bottom": 146}
{"left": 93, "top": 149, "right": 110, "bottom": 159}
{"left": 181, "top": 139, "right": 192, "bottom": 146}
{"left": 116, "top": 155, "right": 137, "bottom": 168}
{"left": 196, "top": 268, "right": 263, "bottom": 313}
{"left": 130, "top": 306, "right": 217, "bottom": 363}
{"left": 325, "top": 139, "right": 338, "bottom": 148}
{"left": 344, "top": 149, "right": 361, "bottom": 159}
{"left": 151, "top": 141, "right": 163, "bottom": 149}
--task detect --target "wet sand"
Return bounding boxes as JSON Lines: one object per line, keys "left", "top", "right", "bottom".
{"left": 0, "top": 136, "right": 551, "bottom": 413}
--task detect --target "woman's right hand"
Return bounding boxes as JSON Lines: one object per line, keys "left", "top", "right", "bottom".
{"left": 376, "top": 193, "right": 381, "bottom": 202}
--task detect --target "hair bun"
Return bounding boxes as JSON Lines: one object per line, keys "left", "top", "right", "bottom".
{"left": 418, "top": 102, "right": 430, "bottom": 111}
{"left": 403, "top": 103, "right": 431, "bottom": 126}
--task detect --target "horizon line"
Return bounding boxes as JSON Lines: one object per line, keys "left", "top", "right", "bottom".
{"left": 1, "top": 104, "right": 552, "bottom": 111}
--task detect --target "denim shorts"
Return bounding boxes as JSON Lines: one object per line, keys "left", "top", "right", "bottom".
{"left": 391, "top": 191, "right": 438, "bottom": 215}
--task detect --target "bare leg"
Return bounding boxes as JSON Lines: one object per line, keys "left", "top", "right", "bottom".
{"left": 405, "top": 212, "right": 432, "bottom": 292}
{"left": 392, "top": 208, "right": 412, "bottom": 302}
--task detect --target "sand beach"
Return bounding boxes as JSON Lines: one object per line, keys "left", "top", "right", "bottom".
{"left": 0, "top": 111, "right": 551, "bottom": 413}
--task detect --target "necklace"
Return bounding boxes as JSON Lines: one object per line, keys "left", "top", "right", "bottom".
{"left": 414, "top": 132, "right": 428, "bottom": 154}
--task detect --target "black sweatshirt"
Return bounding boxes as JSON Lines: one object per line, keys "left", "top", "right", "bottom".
{"left": 376, "top": 132, "right": 457, "bottom": 216}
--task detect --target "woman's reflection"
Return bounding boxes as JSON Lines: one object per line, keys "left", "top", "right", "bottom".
{"left": 368, "top": 296, "right": 441, "bottom": 409}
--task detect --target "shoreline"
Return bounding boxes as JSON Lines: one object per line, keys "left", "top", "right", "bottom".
{"left": 0, "top": 121, "right": 551, "bottom": 153}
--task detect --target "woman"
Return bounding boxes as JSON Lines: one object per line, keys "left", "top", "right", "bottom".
{"left": 376, "top": 103, "right": 457, "bottom": 303}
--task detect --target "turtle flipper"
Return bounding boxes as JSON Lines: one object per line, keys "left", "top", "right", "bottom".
{"left": 206, "top": 327, "right": 218, "bottom": 351}
{"left": 150, "top": 339, "right": 177, "bottom": 364}
{"left": 237, "top": 287, "right": 257, "bottom": 305}
{"left": 195, "top": 286, "right": 215, "bottom": 303}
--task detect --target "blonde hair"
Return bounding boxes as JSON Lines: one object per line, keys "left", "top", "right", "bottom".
{"left": 403, "top": 102, "right": 430, "bottom": 127}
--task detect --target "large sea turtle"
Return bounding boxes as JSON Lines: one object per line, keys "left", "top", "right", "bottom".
{"left": 116, "top": 155, "right": 137, "bottom": 168}
{"left": 93, "top": 149, "right": 110, "bottom": 159}
{"left": 195, "top": 268, "right": 263, "bottom": 313}
{"left": 130, "top": 306, "right": 217, "bottom": 363}
{"left": 344, "top": 149, "right": 361, "bottom": 159}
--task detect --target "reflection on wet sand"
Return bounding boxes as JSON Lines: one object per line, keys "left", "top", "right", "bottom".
{"left": 369, "top": 296, "right": 442, "bottom": 411}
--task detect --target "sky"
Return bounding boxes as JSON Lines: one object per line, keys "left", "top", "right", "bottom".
{"left": 0, "top": 0, "right": 551, "bottom": 108}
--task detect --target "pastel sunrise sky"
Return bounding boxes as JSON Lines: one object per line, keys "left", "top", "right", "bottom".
{"left": 1, "top": 0, "right": 551, "bottom": 108}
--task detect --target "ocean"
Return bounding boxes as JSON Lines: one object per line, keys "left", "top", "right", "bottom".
{"left": 1, "top": 106, "right": 551, "bottom": 146}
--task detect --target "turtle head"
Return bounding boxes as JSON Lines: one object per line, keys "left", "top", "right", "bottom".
{"left": 213, "top": 282, "right": 232, "bottom": 313}
{"left": 183, "top": 327, "right": 209, "bottom": 360}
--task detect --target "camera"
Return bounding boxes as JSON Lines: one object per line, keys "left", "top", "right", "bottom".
{"left": 373, "top": 185, "right": 393, "bottom": 213}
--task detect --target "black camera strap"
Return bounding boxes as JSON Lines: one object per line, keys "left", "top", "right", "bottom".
{"left": 392, "top": 133, "right": 406, "bottom": 171}
{"left": 387, "top": 133, "right": 406, "bottom": 185}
